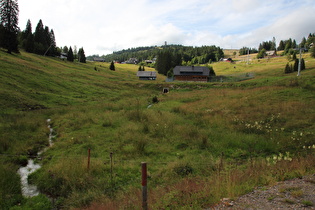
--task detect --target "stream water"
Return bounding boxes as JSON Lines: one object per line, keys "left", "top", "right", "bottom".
{"left": 17, "top": 119, "right": 54, "bottom": 197}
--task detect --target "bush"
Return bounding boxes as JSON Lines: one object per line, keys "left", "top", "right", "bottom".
{"left": 284, "top": 63, "right": 292, "bottom": 74}
{"left": 173, "top": 164, "right": 193, "bottom": 176}
{"left": 152, "top": 96, "right": 159, "bottom": 103}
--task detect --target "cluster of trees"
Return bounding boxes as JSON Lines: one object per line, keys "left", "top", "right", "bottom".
{"left": 239, "top": 47, "right": 258, "bottom": 55}
{"left": 102, "top": 45, "right": 224, "bottom": 65}
{"left": 155, "top": 49, "right": 182, "bottom": 76}
{"left": 20, "top": 19, "right": 57, "bottom": 56}
{"left": 255, "top": 34, "right": 315, "bottom": 59}
{"left": 1, "top": 0, "right": 88, "bottom": 62}
{"left": 258, "top": 37, "right": 277, "bottom": 51}
{"left": 62, "top": 46, "right": 86, "bottom": 63}
{"left": 284, "top": 58, "right": 305, "bottom": 74}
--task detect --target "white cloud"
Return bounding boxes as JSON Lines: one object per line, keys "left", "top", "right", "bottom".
{"left": 18, "top": 0, "right": 315, "bottom": 55}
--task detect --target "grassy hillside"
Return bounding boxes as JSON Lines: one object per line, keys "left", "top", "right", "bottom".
{"left": 1, "top": 49, "right": 315, "bottom": 209}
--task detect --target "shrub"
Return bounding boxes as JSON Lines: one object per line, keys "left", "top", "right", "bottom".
{"left": 152, "top": 96, "right": 159, "bottom": 103}
{"left": 284, "top": 63, "right": 292, "bottom": 74}
{"left": 173, "top": 164, "right": 193, "bottom": 176}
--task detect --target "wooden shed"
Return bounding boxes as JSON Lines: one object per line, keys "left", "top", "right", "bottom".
{"left": 136, "top": 71, "right": 157, "bottom": 80}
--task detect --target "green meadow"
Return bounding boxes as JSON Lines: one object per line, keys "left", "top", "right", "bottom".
{"left": 1, "top": 49, "right": 315, "bottom": 209}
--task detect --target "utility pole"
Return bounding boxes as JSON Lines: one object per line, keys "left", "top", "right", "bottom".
{"left": 296, "top": 47, "right": 305, "bottom": 76}
{"left": 247, "top": 49, "right": 250, "bottom": 65}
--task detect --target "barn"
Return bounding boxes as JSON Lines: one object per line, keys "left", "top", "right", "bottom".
{"left": 173, "top": 66, "right": 210, "bottom": 82}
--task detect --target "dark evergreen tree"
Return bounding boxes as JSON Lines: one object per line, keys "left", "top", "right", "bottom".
{"left": 301, "top": 58, "right": 305, "bottom": 70}
{"left": 67, "top": 46, "right": 74, "bottom": 62}
{"left": 21, "top": 19, "right": 31, "bottom": 43}
{"left": 21, "top": 19, "right": 34, "bottom": 52}
{"left": 0, "top": 0, "right": 19, "bottom": 53}
{"left": 284, "top": 63, "right": 291, "bottom": 74}
{"left": 62, "top": 46, "right": 68, "bottom": 54}
{"left": 0, "top": 24, "right": 5, "bottom": 47}
{"left": 300, "top": 37, "right": 307, "bottom": 48}
{"left": 33, "top": 19, "right": 45, "bottom": 54}
{"left": 258, "top": 41, "right": 273, "bottom": 51}
{"left": 47, "top": 29, "right": 56, "bottom": 56}
{"left": 284, "top": 38, "right": 292, "bottom": 54}
{"left": 293, "top": 59, "right": 299, "bottom": 72}
{"left": 292, "top": 39, "right": 297, "bottom": 49}
{"left": 25, "top": 32, "right": 34, "bottom": 52}
{"left": 292, "top": 52, "right": 297, "bottom": 60}
{"left": 155, "top": 50, "right": 173, "bottom": 75}
{"left": 278, "top": 40, "right": 285, "bottom": 51}
{"left": 109, "top": 61, "right": 115, "bottom": 71}
{"left": 78, "top": 47, "right": 86, "bottom": 63}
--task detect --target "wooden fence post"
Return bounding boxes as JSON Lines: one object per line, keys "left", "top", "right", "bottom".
{"left": 87, "top": 148, "right": 91, "bottom": 171}
{"left": 141, "top": 162, "right": 148, "bottom": 210}
{"left": 110, "top": 152, "right": 113, "bottom": 183}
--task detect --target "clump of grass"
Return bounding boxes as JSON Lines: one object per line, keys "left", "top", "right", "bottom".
{"left": 283, "top": 198, "right": 295, "bottom": 204}
{"left": 302, "top": 200, "right": 313, "bottom": 207}
{"left": 291, "top": 189, "right": 304, "bottom": 198}
{"left": 267, "top": 195, "right": 277, "bottom": 201}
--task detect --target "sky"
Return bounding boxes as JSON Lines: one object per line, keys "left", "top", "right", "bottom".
{"left": 18, "top": 0, "right": 315, "bottom": 56}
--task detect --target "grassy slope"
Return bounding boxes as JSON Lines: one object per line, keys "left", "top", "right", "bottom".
{"left": 1, "top": 49, "right": 315, "bottom": 209}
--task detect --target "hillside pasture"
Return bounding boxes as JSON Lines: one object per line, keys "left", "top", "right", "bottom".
{"left": 0, "top": 49, "right": 314, "bottom": 209}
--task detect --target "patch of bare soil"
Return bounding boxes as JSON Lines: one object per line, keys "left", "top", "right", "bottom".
{"left": 213, "top": 174, "right": 315, "bottom": 209}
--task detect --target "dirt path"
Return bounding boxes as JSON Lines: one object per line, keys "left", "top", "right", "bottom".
{"left": 213, "top": 174, "right": 315, "bottom": 209}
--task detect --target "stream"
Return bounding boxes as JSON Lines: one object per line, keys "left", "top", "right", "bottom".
{"left": 17, "top": 119, "right": 54, "bottom": 197}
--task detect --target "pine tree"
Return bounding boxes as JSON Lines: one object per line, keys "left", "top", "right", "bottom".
{"left": 155, "top": 50, "right": 173, "bottom": 75}
{"left": 292, "top": 39, "right": 297, "bottom": 49}
{"left": 67, "top": 46, "right": 74, "bottom": 62}
{"left": 25, "top": 32, "right": 34, "bottom": 53}
{"left": 0, "top": 0, "right": 19, "bottom": 53}
{"left": 21, "top": 19, "right": 34, "bottom": 52}
{"left": 21, "top": 19, "right": 31, "bottom": 41}
{"left": 301, "top": 58, "right": 305, "bottom": 70}
{"left": 278, "top": 40, "right": 285, "bottom": 51}
{"left": 48, "top": 29, "right": 56, "bottom": 56}
{"left": 62, "top": 46, "right": 68, "bottom": 54}
{"left": 293, "top": 59, "right": 299, "bottom": 72}
{"left": 300, "top": 37, "right": 307, "bottom": 48}
{"left": 284, "top": 63, "right": 291, "bottom": 74}
{"left": 33, "top": 19, "right": 45, "bottom": 54}
{"left": 109, "top": 61, "right": 115, "bottom": 71}
{"left": 0, "top": 24, "right": 5, "bottom": 47}
{"left": 78, "top": 47, "right": 86, "bottom": 63}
